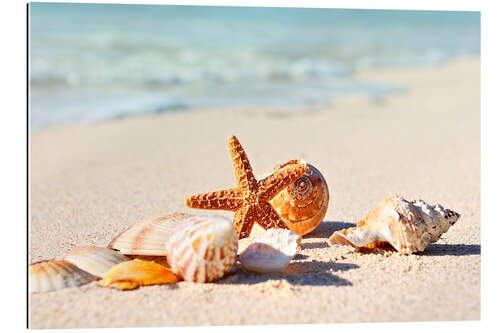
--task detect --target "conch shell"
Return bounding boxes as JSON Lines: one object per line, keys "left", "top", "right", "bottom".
{"left": 60, "top": 246, "right": 130, "bottom": 278}
{"left": 108, "top": 213, "right": 192, "bottom": 256}
{"left": 328, "top": 195, "right": 460, "bottom": 254}
{"left": 239, "top": 228, "right": 301, "bottom": 274}
{"left": 270, "top": 160, "right": 329, "bottom": 236}
{"left": 101, "top": 259, "right": 181, "bottom": 290}
{"left": 165, "top": 215, "right": 238, "bottom": 283}
{"left": 29, "top": 260, "right": 98, "bottom": 293}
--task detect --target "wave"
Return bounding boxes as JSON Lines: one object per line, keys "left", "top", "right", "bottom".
{"left": 29, "top": 4, "right": 480, "bottom": 130}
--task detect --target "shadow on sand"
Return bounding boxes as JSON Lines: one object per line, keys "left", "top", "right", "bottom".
{"left": 305, "top": 221, "right": 481, "bottom": 258}
{"left": 217, "top": 220, "right": 359, "bottom": 286}
{"left": 218, "top": 258, "right": 359, "bottom": 287}
{"left": 305, "top": 220, "right": 356, "bottom": 239}
{"left": 423, "top": 243, "right": 481, "bottom": 256}
{"left": 299, "top": 220, "right": 355, "bottom": 250}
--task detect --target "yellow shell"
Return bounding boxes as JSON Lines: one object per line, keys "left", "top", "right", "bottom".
{"left": 270, "top": 160, "right": 329, "bottom": 236}
{"left": 101, "top": 259, "right": 181, "bottom": 290}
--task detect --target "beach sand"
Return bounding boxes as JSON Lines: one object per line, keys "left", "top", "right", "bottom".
{"left": 29, "top": 57, "right": 480, "bottom": 328}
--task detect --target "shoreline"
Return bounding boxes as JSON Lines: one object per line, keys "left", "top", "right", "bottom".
{"left": 30, "top": 55, "right": 479, "bottom": 134}
{"left": 29, "top": 56, "right": 480, "bottom": 328}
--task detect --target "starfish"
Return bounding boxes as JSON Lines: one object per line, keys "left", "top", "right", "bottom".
{"left": 185, "top": 135, "right": 309, "bottom": 239}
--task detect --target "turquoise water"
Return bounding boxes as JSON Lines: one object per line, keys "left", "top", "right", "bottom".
{"left": 29, "top": 3, "right": 480, "bottom": 130}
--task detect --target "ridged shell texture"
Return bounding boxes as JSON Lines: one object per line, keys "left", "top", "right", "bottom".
{"left": 165, "top": 215, "right": 238, "bottom": 282}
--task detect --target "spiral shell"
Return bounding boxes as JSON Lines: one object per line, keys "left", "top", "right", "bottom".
{"left": 165, "top": 215, "right": 238, "bottom": 283}
{"left": 270, "top": 160, "right": 329, "bottom": 236}
{"left": 29, "top": 260, "right": 98, "bottom": 293}
{"left": 328, "top": 195, "right": 460, "bottom": 254}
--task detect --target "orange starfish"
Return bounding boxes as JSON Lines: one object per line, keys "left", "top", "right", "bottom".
{"left": 185, "top": 135, "right": 309, "bottom": 239}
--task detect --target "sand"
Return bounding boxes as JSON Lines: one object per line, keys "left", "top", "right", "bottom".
{"left": 28, "top": 57, "right": 480, "bottom": 328}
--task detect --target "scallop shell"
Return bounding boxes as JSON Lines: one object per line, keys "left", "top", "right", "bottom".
{"left": 165, "top": 215, "right": 238, "bottom": 283}
{"left": 270, "top": 160, "right": 329, "bottom": 236}
{"left": 328, "top": 195, "right": 460, "bottom": 254}
{"left": 108, "top": 213, "right": 192, "bottom": 255}
{"left": 101, "top": 259, "right": 181, "bottom": 290}
{"left": 29, "top": 260, "right": 98, "bottom": 293}
{"left": 60, "top": 246, "right": 129, "bottom": 278}
{"left": 239, "top": 228, "right": 301, "bottom": 274}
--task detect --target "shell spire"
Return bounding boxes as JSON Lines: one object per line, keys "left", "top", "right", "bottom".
{"left": 268, "top": 160, "right": 329, "bottom": 236}
{"left": 328, "top": 195, "right": 460, "bottom": 254}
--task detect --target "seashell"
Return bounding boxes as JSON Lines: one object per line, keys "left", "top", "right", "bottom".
{"left": 108, "top": 213, "right": 192, "bottom": 255}
{"left": 328, "top": 195, "right": 460, "bottom": 255}
{"left": 124, "top": 255, "right": 169, "bottom": 267}
{"left": 237, "top": 223, "right": 267, "bottom": 254}
{"left": 29, "top": 260, "right": 98, "bottom": 293}
{"left": 239, "top": 228, "right": 301, "bottom": 274}
{"left": 101, "top": 259, "right": 181, "bottom": 290}
{"left": 165, "top": 215, "right": 238, "bottom": 283}
{"left": 60, "top": 246, "right": 129, "bottom": 278}
{"left": 269, "top": 160, "right": 329, "bottom": 236}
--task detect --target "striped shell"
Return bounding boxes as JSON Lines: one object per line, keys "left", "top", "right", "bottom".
{"left": 239, "top": 229, "right": 301, "bottom": 274}
{"left": 101, "top": 259, "right": 181, "bottom": 290}
{"left": 165, "top": 215, "right": 238, "bottom": 283}
{"left": 108, "top": 213, "right": 192, "bottom": 255}
{"left": 60, "top": 246, "right": 129, "bottom": 278}
{"left": 29, "top": 260, "right": 98, "bottom": 293}
{"left": 328, "top": 195, "right": 460, "bottom": 254}
{"left": 270, "top": 160, "right": 329, "bottom": 236}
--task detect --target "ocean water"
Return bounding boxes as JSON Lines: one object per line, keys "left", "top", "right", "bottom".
{"left": 29, "top": 3, "right": 480, "bottom": 130}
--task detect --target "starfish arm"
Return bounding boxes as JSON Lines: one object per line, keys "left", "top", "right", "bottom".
{"left": 272, "top": 159, "right": 303, "bottom": 171}
{"left": 185, "top": 188, "right": 243, "bottom": 211}
{"left": 257, "top": 201, "right": 289, "bottom": 230}
{"left": 258, "top": 163, "right": 310, "bottom": 202}
{"left": 234, "top": 204, "right": 256, "bottom": 239}
{"left": 228, "top": 135, "right": 258, "bottom": 192}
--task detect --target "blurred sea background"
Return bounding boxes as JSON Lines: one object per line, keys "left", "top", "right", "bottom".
{"left": 29, "top": 3, "right": 480, "bottom": 131}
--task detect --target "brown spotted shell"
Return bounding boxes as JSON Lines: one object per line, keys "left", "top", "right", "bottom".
{"left": 269, "top": 160, "right": 329, "bottom": 236}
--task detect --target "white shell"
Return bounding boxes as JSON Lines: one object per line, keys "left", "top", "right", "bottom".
{"left": 29, "top": 260, "right": 98, "bottom": 293}
{"left": 108, "top": 213, "right": 192, "bottom": 255}
{"left": 238, "top": 229, "right": 301, "bottom": 274}
{"left": 165, "top": 215, "right": 238, "bottom": 283}
{"left": 328, "top": 195, "right": 460, "bottom": 254}
{"left": 60, "top": 246, "right": 129, "bottom": 278}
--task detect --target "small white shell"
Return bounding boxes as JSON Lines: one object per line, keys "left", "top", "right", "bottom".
{"left": 29, "top": 260, "right": 98, "bottom": 293}
{"left": 108, "top": 213, "right": 192, "bottom": 255}
{"left": 60, "top": 246, "right": 129, "bottom": 278}
{"left": 165, "top": 215, "right": 238, "bottom": 283}
{"left": 238, "top": 229, "right": 301, "bottom": 274}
